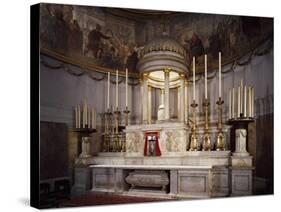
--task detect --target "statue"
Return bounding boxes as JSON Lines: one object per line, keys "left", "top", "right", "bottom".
{"left": 235, "top": 129, "right": 247, "bottom": 154}
{"left": 157, "top": 104, "right": 165, "bottom": 121}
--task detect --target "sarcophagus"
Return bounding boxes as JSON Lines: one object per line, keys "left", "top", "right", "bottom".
{"left": 125, "top": 170, "right": 169, "bottom": 190}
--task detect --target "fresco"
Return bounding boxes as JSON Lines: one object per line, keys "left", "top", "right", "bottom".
{"left": 40, "top": 4, "right": 273, "bottom": 74}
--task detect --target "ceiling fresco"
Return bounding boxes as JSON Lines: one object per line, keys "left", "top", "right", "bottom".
{"left": 40, "top": 3, "right": 273, "bottom": 75}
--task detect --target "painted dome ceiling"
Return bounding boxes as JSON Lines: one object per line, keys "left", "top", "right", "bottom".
{"left": 39, "top": 3, "right": 273, "bottom": 77}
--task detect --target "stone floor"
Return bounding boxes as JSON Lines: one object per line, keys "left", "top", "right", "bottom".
{"left": 60, "top": 192, "right": 174, "bottom": 207}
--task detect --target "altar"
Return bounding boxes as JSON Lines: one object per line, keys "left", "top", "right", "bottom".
{"left": 72, "top": 35, "right": 255, "bottom": 199}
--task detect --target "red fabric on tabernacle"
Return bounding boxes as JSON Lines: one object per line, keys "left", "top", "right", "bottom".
{"left": 144, "top": 132, "right": 161, "bottom": 156}
{"left": 155, "top": 134, "right": 161, "bottom": 156}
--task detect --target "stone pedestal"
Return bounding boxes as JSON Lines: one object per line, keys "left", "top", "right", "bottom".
{"left": 71, "top": 167, "right": 91, "bottom": 197}
{"left": 231, "top": 167, "right": 254, "bottom": 196}
{"left": 228, "top": 119, "right": 254, "bottom": 196}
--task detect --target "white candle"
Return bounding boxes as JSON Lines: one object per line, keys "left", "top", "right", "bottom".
{"left": 107, "top": 72, "right": 110, "bottom": 110}
{"left": 94, "top": 109, "right": 97, "bottom": 129}
{"left": 240, "top": 79, "right": 243, "bottom": 114}
{"left": 248, "top": 87, "right": 252, "bottom": 117}
{"left": 244, "top": 85, "right": 247, "bottom": 117}
{"left": 204, "top": 54, "right": 207, "bottom": 99}
{"left": 193, "top": 57, "right": 195, "bottom": 101}
{"left": 219, "top": 52, "right": 222, "bottom": 98}
{"left": 84, "top": 98, "right": 88, "bottom": 127}
{"left": 88, "top": 109, "right": 91, "bottom": 128}
{"left": 126, "top": 68, "right": 128, "bottom": 108}
{"left": 229, "top": 89, "right": 231, "bottom": 119}
{"left": 237, "top": 86, "right": 240, "bottom": 117}
{"left": 92, "top": 108, "right": 96, "bottom": 129}
{"left": 232, "top": 87, "right": 235, "bottom": 118}
{"left": 75, "top": 106, "right": 78, "bottom": 128}
{"left": 78, "top": 105, "right": 81, "bottom": 128}
{"left": 252, "top": 87, "right": 255, "bottom": 117}
{"left": 116, "top": 70, "right": 118, "bottom": 109}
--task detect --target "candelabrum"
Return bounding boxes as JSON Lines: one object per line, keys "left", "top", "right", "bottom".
{"left": 215, "top": 97, "right": 225, "bottom": 151}
{"left": 123, "top": 106, "right": 130, "bottom": 126}
{"left": 113, "top": 108, "right": 121, "bottom": 152}
{"left": 102, "top": 109, "right": 112, "bottom": 152}
{"left": 202, "top": 99, "right": 211, "bottom": 151}
{"left": 189, "top": 100, "right": 200, "bottom": 151}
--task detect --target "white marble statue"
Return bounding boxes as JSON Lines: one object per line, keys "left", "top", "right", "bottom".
{"left": 79, "top": 136, "right": 91, "bottom": 158}
{"left": 235, "top": 129, "right": 248, "bottom": 155}
{"left": 157, "top": 104, "right": 165, "bottom": 121}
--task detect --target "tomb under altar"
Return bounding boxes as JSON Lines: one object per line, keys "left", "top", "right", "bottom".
{"left": 71, "top": 36, "right": 254, "bottom": 199}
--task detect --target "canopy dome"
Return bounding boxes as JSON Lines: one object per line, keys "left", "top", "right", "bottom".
{"left": 139, "top": 36, "right": 187, "bottom": 58}
{"left": 137, "top": 36, "right": 189, "bottom": 83}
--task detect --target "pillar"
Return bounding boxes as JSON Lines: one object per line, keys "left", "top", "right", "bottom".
{"left": 160, "top": 89, "right": 164, "bottom": 105}
{"left": 139, "top": 79, "right": 143, "bottom": 124}
{"left": 177, "top": 87, "right": 180, "bottom": 119}
{"left": 164, "top": 69, "right": 170, "bottom": 120}
{"left": 185, "top": 80, "right": 189, "bottom": 124}
{"left": 179, "top": 74, "right": 185, "bottom": 122}
{"left": 142, "top": 73, "right": 148, "bottom": 124}
{"left": 148, "top": 86, "right": 152, "bottom": 124}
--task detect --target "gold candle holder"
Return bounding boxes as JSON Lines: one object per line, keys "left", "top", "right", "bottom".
{"left": 103, "top": 109, "right": 112, "bottom": 152}
{"left": 189, "top": 100, "right": 200, "bottom": 151}
{"left": 202, "top": 99, "right": 211, "bottom": 151}
{"left": 113, "top": 108, "right": 121, "bottom": 152}
{"left": 123, "top": 106, "right": 130, "bottom": 126}
{"left": 215, "top": 97, "right": 225, "bottom": 151}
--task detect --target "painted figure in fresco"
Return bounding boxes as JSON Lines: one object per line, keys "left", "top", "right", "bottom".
{"left": 184, "top": 32, "right": 205, "bottom": 65}
{"left": 208, "top": 32, "right": 222, "bottom": 59}
{"left": 68, "top": 19, "right": 83, "bottom": 54}
{"left": 87, "top": 24, "right": 111, "bottom": 59}
{"left": 126, "top": 46, "right": 139, "bottom": 72}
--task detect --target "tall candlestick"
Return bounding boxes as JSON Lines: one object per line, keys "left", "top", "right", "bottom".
{"left": 193, "top": 57, "right": 195, "bottom": 101}
{"left": 78, "top": 105, "right": 81, "bottom": 128}
{"left": 116, "top": 70, "right": 118, "bottom": 109}
{"left": 126, "top": 68, "right": 128, "bottom": 107}
{"left": 92, "top": 108, "right": 96, "bottom": 129}
{"left": 229, "top": 89, "right": 231, "bottom": 119}
{"left": 240, "top": 79, "right": 243, "bottom": 114}
{"left": 88, "top": 109, "right": 91, "bottom": 128}
{"left": 232, "top": 87, "right": 235, "bottom": 118}
{"left": 248, "top": 87, "right": 252, "bottom": 117}
{"left": 84, "top": 98, "right": 88, "bottom": 127}
{"left": 107, "top": 72, "right": 110, "bottom": 110}
{"left": 75, "top": 106, "right": 78, "bottom": 128}
{"left": 204, "top": 54, "right": 207, "bottom": 99}
{"left": 252, "top": 87, "right": 254, "bottom": 117}
{"left": 244, "top": 85, "right": 247, "bottom": 117}
{"left": 238, "top": 86, "right": 240, "bottom": 117}
{"left": 219, "top": 52, "right": 222, "bottom": 98}
{"left": 91, "top": 108, "right": 94, "bottom": 129}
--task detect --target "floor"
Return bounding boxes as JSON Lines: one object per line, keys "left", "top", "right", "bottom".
{"left": 60, "top": 192, "right": 174, "bottom": 207}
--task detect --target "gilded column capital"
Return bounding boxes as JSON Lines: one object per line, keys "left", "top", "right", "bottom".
{"left": 163, "top": 68, "right": 171, "bottom": 74}
{"left": 143, "top": 72, "right": 149, "bottom": 79}
{"left": 179, "top": 73, "right": 185, "bottom": 80}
